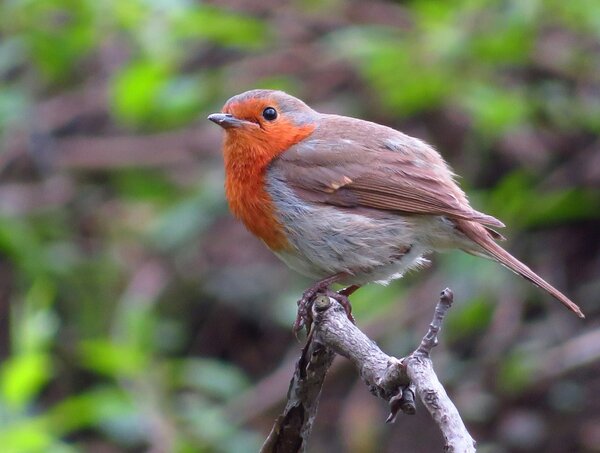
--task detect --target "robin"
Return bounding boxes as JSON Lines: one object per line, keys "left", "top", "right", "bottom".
{"left": 208, "top": 89, "right": 584, "bottom": 331}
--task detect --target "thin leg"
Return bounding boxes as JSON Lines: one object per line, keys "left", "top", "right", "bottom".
{"left": 339, "top": 284, "right": 361, "bottom": 297}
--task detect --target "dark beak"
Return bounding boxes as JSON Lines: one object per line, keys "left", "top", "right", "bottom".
{"left": 207, "top": 113, "right": 250, "bottom": 129}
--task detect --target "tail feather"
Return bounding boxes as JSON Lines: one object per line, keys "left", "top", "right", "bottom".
{"left": 457, "top": 220, "right": 585, "bottom": 319}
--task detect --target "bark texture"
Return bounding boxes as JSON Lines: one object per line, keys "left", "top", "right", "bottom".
{"left": 261, "top": 289, "right": 476, "bottom": 453}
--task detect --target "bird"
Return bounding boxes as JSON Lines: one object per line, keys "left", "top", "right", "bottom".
{"left": 208, "top": 89, "right": 584, "bottom": 331}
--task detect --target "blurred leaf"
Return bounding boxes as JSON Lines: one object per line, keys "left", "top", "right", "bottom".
{"left": 551, "top": 0, "right": 600, "bottom": 37}
{"left": 445, "top": 297, "right": 494, "bottom": 343}
{"left": 175, "top": 5, "right": 268, "bottom": 49}
{"left": 173, "top": 358, "right": 250, "bottom": 400}
{"left": 110, "top": 61, "right": 169, "bottom": 125}
{"left": 0, "top": 217, "right": 46, "bottom": 278}
{"left": 328, "top": 27, "right": 452, "bottom": 114}
{"left": 498, "top": 349, "right": 538, "bottom": 394}
{"left": 0, "top": 387, "right": 138, "bottom": 452}
{"left": 0, "top": 418, "right": 53, "bottom": 453}
{"left": 79, "top": 339, "right": 148, "bottom": 378}
{"left": 463, "top": 1, "right": 536, "bottom": 64}
{"left": 350, "top": 282, "right": 406, "bottom": 322}
{"left": 1, "top": 353, "right": 53, "bottom": 409}
{"left": 177, "top": 395, "right": 262, "bottom": 453}
{"left": 17, "top": 278, "right": 59, "bottom": 353}
{"left": 47, "top": 386, "right": 139, "bottom": 437}
{"left": 2, "top": 0, "right": 97, "bottom": 83}
{"left": 461, "top": 84, "right": 531, "bottom": 137}
{"left": 149, "top": 182, "right": 224, "bottom": 250}
{"left": 113, "top": 169, "right": 181, "bottom": 202}
{"left": 488, "top": 171, "right": 600, "bottom": 227}
{"left": 111, "top": 60, "right": 210, "bottom": 129}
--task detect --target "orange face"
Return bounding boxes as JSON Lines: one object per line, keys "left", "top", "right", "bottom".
{"left": 215, "top": 95, "right": 316, "bottom": 164}
{"left": 223, "top": 97, "right": 278, "bottom": 127}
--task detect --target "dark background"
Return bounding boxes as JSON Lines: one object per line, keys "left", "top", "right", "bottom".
{"left": 1, "top": 0, "right": 599, "bottom": 452}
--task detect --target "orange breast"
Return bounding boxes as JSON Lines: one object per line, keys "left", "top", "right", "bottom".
{"left": 225, "top": 169, "right": 288, "bottom": 250}
{"left": 223, "top": 122, "right": 316, "bottom": 251}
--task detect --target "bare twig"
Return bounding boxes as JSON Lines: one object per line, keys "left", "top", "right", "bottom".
{"left": 262, "top": 289, "right": 476, "bottom": 453}
{"left": 260, "top": 327, "right": 335, "bottom": 453}
{"left": 403, "top": 290, "right": 476, "bottom": 452}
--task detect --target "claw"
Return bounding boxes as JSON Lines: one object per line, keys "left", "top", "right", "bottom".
{"left": 292, "top": 276, "right": 360, "bottom": 335}
{"left": 293, "top": 287, "right": 319, "bottom": 335}
{"left": 324, "top": 289, "right": 355, "bottom": 324}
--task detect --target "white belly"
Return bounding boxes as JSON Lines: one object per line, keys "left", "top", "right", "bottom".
{"left": 266, "top": 173, "right": 454, "bottom": 285}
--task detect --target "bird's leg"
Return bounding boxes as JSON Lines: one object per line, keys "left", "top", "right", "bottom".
{"left": 330, "top": 284, "right": 361, "bottom": 323}
{"left": 339, "top": 284, "right": 361, "bottom": 298}
{"left": 294, "top": 274, "right": 346, "bottom": 334}
{"left": 293, "top": 276, "right": 359, "bottom": 334}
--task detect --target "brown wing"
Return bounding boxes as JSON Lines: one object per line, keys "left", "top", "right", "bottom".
{"left": 271, "top": 114, "right": 504, "bottom": 228}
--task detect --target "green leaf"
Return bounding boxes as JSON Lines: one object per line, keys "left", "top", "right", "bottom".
{"left": 461, "top": 84, "right": 531, "bottom": 137}
{"left": 1, "top": 353, "right": 53, "bottom": 408}
{"left": 111, "top": 61, "right": 209, "bottom": 129}
{"left": 327, "top": 27, "right": 452, "bottom": 114}
{"left": 111, "top": 61, "right": 169, "bottom": 126}
{"left": 47, "top": 387, "right": 142, "bottom": 443}
{"left": 175, "top": 6, "right": 268, "bottom": 49}
{"left": 498, "top": 349, "right": 537, "bottom": 394}
{"left": 79, "top": 340, "right": 148, "bottom": 378}
{"left": 173, "top": 358, "right": 250, "bottom": 400}
{"left": 487, "top": 171, "right": 600, "bottom": 227}
{"left": 0, "top": 418, "right": 53, "bottom": 453}
{"left": 112, "top": 169, "right": 181, "bottom": 202}
{"left": 445, "top": 297, "right": 494, "bottom": 342}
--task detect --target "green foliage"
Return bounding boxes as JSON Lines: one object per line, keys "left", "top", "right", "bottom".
{"left": 487, "top": 171, "right": 600, "bottom": 227}
{"left": 446, "top": 297, "right": 494, "bottom": 343}
{"left": 498, "top": 349, "right": 538, "bottom": 394}
{"left": 327, "top": 0, "right": 600, "bottom": 146}
{"left": 461, "top": 84, "right": 531, "bottom": 137}
{"left": 0, "top": 0, "right": 598, "bottom": 450}
{"left": 172, "top": 358, "right": 250, "bottom": 400}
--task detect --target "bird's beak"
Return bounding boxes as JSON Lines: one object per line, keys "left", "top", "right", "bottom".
{"left": 207, "top": 113, "right": 252, "bottom": 129}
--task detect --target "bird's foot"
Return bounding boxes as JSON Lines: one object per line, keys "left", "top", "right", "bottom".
{"left": 324, "top": 289, "right": 355, "bottom": 324}
{"left": 293, "top": 281, "right": 358, "bottom": 335}
{"left": 293, "top": 285, "right": 322, "bottom": 335}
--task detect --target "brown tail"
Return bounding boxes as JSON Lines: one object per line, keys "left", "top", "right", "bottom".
{"left": 457, "top": 220, "right": 585, "bottom": 318}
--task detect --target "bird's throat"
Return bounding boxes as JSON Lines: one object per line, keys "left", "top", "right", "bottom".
{"left": 223, "top": 140, "right": 289, "bottom": 251}
{"left": 222, "top": 123, "right": 315, "bottom": 251}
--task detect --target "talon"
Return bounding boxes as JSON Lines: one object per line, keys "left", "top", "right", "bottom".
{"left": 325, "top": 289, "right": 356, "bottom": 324}
{"left": 292, "top": 275, "right": 358, "bottom": 335}
{"left": 293, "top": 286, "right": 321, "bottom": 335}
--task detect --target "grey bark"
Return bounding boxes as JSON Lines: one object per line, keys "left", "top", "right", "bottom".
{"left": 261, "top": 289, "right": 476, "bottom": 453}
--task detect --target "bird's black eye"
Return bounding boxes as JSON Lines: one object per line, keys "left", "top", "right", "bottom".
{"left": 262, "top": 107, "right": 277, "bottom": 121}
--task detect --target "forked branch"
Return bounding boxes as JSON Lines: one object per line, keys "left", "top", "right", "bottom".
{"left": 261, "top": 289, "right": 476, "bottom": 453}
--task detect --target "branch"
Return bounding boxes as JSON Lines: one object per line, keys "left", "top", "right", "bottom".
{"left": 261, "top": 289, "right": 476, "bottom": 453}
{"left": 260, "top": 327, "right": 335, "bottom": 453}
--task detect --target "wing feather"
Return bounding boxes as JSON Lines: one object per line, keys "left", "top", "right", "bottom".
{"left": 271, "top": 115, "right": 504, "bottom": 228}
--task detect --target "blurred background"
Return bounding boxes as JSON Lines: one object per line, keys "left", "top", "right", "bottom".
{"left": 1, "top": 0, "right": 599, "bottom": 452}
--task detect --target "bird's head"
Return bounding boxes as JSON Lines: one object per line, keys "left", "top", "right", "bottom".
{"left": 208, "top": 90, "right": 318, "bottom": 163}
